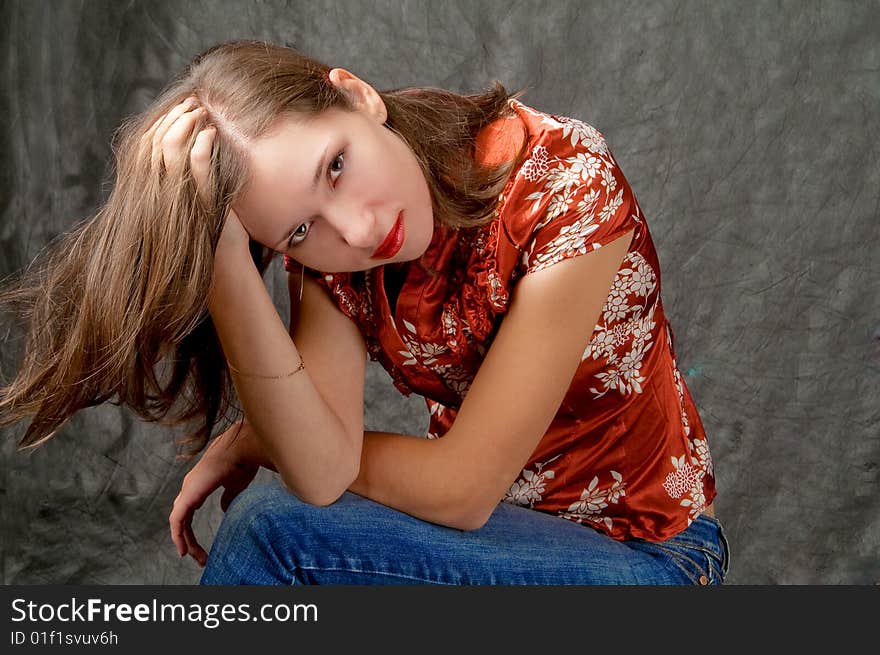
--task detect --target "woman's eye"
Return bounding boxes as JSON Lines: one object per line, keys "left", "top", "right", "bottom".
{"left": 288, "top": 222, "right": 311, "bottom": 247}
{"left": 287, "top": 149, "right": 344, "bottom": 249}
{"left": 328, "top": 150, "right": 345, "bottom": 183}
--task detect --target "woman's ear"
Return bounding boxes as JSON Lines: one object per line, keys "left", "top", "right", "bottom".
{"left": 328, "top": 68, "right": 387, "bottom": 123}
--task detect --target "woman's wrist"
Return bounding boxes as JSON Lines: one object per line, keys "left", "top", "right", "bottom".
{"left": 214, "top": 232, "right": 252, "bottom": 262}
{"left": 212, "top": 207, "right": 252, "bottom": 259}
{"left": 212, "top": 239, "right": 256, "bottom": 276}
{"left": 208, "top": 241, "right": 259, "bottom": 310}
{"left": 235, "top": 420, "right": 278, "bottom": 472}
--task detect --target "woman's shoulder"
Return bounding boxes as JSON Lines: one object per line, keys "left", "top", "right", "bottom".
{"left": 476, "top": 99, "right": 613, "bottom": 166}
{"left": 487, "top": 103, "right": 627, "bottom": 229}
{"left": 474, "top": 99, "right": 530, "bottom": 167}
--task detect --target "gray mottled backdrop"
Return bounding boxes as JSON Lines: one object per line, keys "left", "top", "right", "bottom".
{"left": 1, "top": 0, "right": 877, "bottom": 584}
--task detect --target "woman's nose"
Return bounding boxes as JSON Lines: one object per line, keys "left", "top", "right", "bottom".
{"left": 333, "top": 208, "right": 377, "bottom": 250}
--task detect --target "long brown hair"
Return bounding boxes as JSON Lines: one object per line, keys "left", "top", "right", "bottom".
{"left": 0, "top": 40, "right": 530, "bottom": 459}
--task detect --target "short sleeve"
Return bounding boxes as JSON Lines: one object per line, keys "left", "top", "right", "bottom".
{"left": 512, "top": 122, "right": 639, "bottom": 276}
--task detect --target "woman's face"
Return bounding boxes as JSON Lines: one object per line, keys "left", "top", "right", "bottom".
{"left": 233, "top": 71, "right": 435, "bottom": 273}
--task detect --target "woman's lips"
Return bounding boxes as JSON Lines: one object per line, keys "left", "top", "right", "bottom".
{"left": 371, "top": 211, "right": 405, "bottom": 259}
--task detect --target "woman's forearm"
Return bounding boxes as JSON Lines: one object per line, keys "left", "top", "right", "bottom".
{"left": 348, "top": 431, "right": 484, "bottom": 530}
{"left": 233, "top": 417, "right": 483, "bottom": 528}
{"left": 208, "top": 248, "right": 357, "bottom": 504}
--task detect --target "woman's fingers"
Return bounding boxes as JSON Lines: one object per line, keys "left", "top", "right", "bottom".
{"left": 168, "top": 423, "right": 256, "bottom": 568}
{"left": 150, "top": 97, "right": 198, "bottom": 165}
{"left": 168, "top": 496, "right": 189, "bottom": 557}
{"left": 157, "top": 96, "right": 198, "bottom": 135}
{"left": 170, "top": 500, "right": 207, "bottom": 567}
{"left": 169, "top": 481, "right": 209, "bottom": 563}
{"left": 140, "top": 97, "right": 218, "bottom": 211}
{"left": 156, "top": 107, "right": 206, "bottom": 174}
{"left": 190, "top": 126, "right": 216, "bottom": 205}
{"left": 182, "top": 515, "right": 208, "bottom": 567}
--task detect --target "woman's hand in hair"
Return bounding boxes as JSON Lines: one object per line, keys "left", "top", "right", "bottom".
{"left": 169, "top": 419, "right": 262, "bottom": 567}
{"left": 188, "top": 118, "right": 252, "bottom": 254}
{"left": 143, "top": 96, "right": 206, "bottom": 178}
{"left": 143, "top": 97, "right": 251, "bottom": 254}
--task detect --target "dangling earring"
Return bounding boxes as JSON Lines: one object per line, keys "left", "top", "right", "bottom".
{"left": 299, "top": 262, "right": 305, "bottom": 302}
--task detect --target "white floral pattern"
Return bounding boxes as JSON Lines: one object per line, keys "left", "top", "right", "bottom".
{"left": 556, "top": 114, "right": 611, "bottom": 157}
{"left": 662, "top": 455, "right": 701, "bottom": 499}
{"left": 693, "top": 437, "right": 714, "bottom": 480}
{"left": 516, "top": 121, "right": 627, "bottom": 275}
{"left": 399, "top": 319, "right": 447, "bottom": 366}
{"left": 584, "top": 251, "right": 659, "bottom": 399}
{"left": 502, "top": 455, "right": 562, "bottom": 508}
{"left": 486, "top": 270, "right": 508, "bottom": 309}
{"left": 663, "top": 445, "right": 713, "bottom": 525}
{"left": 520, "top": 144, "right": 550, "bottom": 182}
{"left": 557, "top": 471, "right": 627, "bottom": 532}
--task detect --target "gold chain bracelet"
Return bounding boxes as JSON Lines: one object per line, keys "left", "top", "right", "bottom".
{"left": 228, "top": 357, "right": 305, "bottom": 379}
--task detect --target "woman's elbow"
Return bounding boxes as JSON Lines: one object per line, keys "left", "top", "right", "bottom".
{"left": 450, "top": 497, "right": 495, "bottom": 532}
{"left": 455, "top": 511, "right": 491, "bottom": 532}
{"left": 279, "top": 456, "right": 359, "bottom": 507}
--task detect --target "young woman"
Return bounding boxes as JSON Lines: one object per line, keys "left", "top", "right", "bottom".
{"left": 0, "top": 40, "right": 729, "bottom": 585}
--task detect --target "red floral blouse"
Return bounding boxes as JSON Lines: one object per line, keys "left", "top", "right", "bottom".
{"left": 284, "top": 99, "right": 716, "bottom": 542}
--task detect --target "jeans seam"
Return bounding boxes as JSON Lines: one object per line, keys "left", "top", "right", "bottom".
{"left": 663, "top": 541, "right": 719, "bottom": 560}
{"left": 294, "top": 565, "right": 458, "bottom": 585}
{"left": 641, "top": 543, "right": 703, "bottom": 584}
{"left": 661, "top": 541, "right": 724, "bottom": 583}
{"left": 666, "top": 532, "right": 730, "bottom": 578}
{"left": 696, "top": 515, "right": 731, "bottom": 576}
{"left": 716, "top": 526, "right": 732, "bottom": 576}
{"left": 672, "top": 544, "right": 726, "bottom": 583}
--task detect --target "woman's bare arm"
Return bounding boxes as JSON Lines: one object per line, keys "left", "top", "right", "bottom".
{"left": 208, "top": 247, "right": 362, "bottom": 505}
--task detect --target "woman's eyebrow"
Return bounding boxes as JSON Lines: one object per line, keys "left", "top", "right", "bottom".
{"left": 310, "top": 143, "right": 330, "bottom": 191}
{"left": 276, "top": 142, "right": 330, "bottom": 249}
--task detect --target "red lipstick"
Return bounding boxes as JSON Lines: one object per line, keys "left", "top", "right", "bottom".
{"left": 371, "top": 211, "right": 405, "bottom": 259}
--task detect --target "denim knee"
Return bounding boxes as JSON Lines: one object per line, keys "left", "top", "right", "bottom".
{"left": 222, "top": 481, "right": 285, "bottom": 527}
{"left": 201, "top": 480, "right": 308, "bottom": 585}
{"left": 218, "top": 479, "right": 313, "bottom": 548}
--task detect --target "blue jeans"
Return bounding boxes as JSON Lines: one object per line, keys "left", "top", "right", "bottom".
{"left": 199, "top": 479, "right": 731, "bottom": 585}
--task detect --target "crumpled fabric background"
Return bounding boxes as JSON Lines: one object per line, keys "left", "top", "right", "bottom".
{"left": 1, "top": 0, "right": 877, "bottom": 584}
